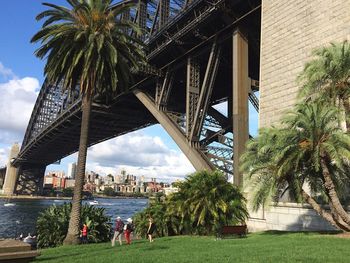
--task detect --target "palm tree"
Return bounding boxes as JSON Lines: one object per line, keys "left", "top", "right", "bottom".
{"left": 170, "top": 170, "right": 248, "bottom": 235}
{"left": 240, "top": 101, "right": 350, "bottom": 231}
{"left": 298, "top": 41, "right": 350, "bottom": 131}
{"left": 282, "top": 102, "right": 350, "bottom": 227}
{"left": 31, "top": 0, "right": 145, "bottom": 244}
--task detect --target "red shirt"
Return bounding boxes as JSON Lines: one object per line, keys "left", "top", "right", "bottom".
{"left": 82, "top": 225, "right": 88, "bottom": 236}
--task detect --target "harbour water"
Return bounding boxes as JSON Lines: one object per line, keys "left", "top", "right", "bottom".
{"left": 0, "top": 197, "right": 148, "bottom": 239}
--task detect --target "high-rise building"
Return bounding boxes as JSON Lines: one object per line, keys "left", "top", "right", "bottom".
{"left": 114, "top": 174, "right": 121, "bottom": 184}
{"left": 67, "top": 162, "right": 77, "bottom": 179}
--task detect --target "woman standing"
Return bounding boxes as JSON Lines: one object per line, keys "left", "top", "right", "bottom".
{"left": 124, "top": 218, "right": 134, "bottom": 245}
{"left": 147, "top": 217, "right": 156, "bottom": 243}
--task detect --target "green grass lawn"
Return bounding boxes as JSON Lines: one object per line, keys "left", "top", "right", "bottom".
{"left": 34, "top": 232, "right": 350, "bottom": 263}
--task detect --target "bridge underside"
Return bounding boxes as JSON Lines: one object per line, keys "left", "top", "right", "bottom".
{"left": 16, "top": 94, "right": 156, "bottom": 166}
{"left": 11, "top": 0, "right": 261, "bottom": 194}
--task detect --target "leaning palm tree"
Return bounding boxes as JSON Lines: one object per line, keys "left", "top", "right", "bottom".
{"left": 241, "top": 101, "right": 350, "bottom": 232}
{"left": 31, "top": 0, "right": 145, "bottom": 244}
{"left": 282, "top": 102, "right": 350, "bottom": 228}
{"left": 298, "top": 41, "right": 350, "bottom": 131}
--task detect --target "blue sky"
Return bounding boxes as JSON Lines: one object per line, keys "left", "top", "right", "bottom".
{"left": 0, "top": 0, "right": 258, "bottom": 182}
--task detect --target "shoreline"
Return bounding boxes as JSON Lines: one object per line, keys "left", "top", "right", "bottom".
{"left": 0, "top": 195, "right": 148, "bottom": 200}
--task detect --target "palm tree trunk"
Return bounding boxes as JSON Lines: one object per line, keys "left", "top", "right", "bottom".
{"left": 342, "top": 98, "right": 350, "bottom": 133}
{"left": 328, "top": 202, "right": 350, "bottom": 232}
{"left": 320, "top": 157, "right": 350, "bottom": 226}
{"left": 301, "top": 190, "right": 349, "bottom": 232}
{"left": 63, "top": 93, "right": 92, "bottom": 245}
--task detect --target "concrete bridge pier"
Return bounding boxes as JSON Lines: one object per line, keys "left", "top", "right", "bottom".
{"left": 15, "top": 163, "right": 46, "bottom": 195}
{"left": 2, "top": 143, "right": 20, "bottom": 195}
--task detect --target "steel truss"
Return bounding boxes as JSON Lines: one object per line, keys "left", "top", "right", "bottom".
{"left": 16, "top": 0, "right": 261, "bottom": 191}
{"left": 145, "top": 39, "right": 235, "bottom": 178}
{"left": 22, "top": 82, "right": 81, "bottom": 148}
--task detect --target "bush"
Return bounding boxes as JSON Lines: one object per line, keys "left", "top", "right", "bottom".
{"left": 62, "top": 187, "right": 74, "bottom": 197}
{"left": 133, "top": 199, "right": 179, "bottom": 239}
{"left": 103, "top": 187, "right": 115, "bottom": 196}
{"left": 36, "top": 203, "right": 112, "bottom": 248}
{"left": 169, "top": 170, "right": 248, "bottom": 235}
{"left": 134, "top": 170, "right": 248, "bottom": 237}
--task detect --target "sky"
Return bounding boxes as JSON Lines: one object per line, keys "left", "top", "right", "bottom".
{"left": 0, "top": 0, "right": 259, "bottom": 182}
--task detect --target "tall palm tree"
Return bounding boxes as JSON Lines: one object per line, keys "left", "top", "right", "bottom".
{"left": 31, "top": 0, "right": 145, "bottom": 244}
{"left": 240, "top": 102, "right": 350, "bottom": 232}
{"left": 298, "top": 41, "right": 350, "bottom": 131}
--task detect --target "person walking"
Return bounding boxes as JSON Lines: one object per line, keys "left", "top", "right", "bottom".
{"left": 147, "top": 217, "right": 156, "bottom": 243}
{"left": 81, "top": 223, "right": 88, "bottom": 244}
{"left": 111, "top": 216, "right": 124, "bottom": 246}
{"left": 124, "top": 218, "right": 134, "bottom": 245}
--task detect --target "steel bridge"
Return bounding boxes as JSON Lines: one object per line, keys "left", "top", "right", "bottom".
{"left": 8, "top": 0, "right": 261, "bottom": 194}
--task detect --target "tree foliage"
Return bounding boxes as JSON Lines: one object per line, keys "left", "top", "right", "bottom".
{"left": 62, "top": 187, "right": 74, "bottom": 197}
{"left": 298, "top": 40, "right": 350, "bottom": 131}
{"left": 103, "top": 187, "right": 115, "bottom": 196}
{"left": 31, "top": 0, "right": 145, "bottom": 98}
{"left": 36, "top": 203, "right": 112, "bottom": 248}
{"left": 169, "top": 170, "right": 248, "bottom": 235}
{"left": 241, "top": 101, "right": 350, "bottom": 231}
{"left": 134, "top": 170, "right": 248, "bottom": 237}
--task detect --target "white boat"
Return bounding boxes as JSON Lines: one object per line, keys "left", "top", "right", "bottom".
{"left": 4, "top": 196, "right": 15, "bottom": 207}
{"left": 4, "top": 203, "right": 15, "bottom": 207}
{"left": 89, "top": 200, "right": 99, "bottom": 205}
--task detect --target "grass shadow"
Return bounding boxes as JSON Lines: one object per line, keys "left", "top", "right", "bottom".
{"left": 258, "top": 230, "right": 341, "bottom": 236}
{"left": 35, "top": 252, "right": 81, "bottom": 262}
{"left": 140, "top": 245, "right": 170, "bottom": 251}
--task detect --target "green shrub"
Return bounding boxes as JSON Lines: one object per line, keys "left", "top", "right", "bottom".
{"left": 103, "top": 187, "right": 115, "bottom": 196}
{"left": 169, "top": 170, "right": 248, "bottom": 235}
{"left": 133, "top": 199, "right": 179, "bottom": 238}
{"left": 134, "top": 170, "right": 248, "bottom": 237}
{"left": 36, "top": 203, "right": 111, "bottom": 248}
{"left": 62, "top": 187, "right": 74, "bottom": 197}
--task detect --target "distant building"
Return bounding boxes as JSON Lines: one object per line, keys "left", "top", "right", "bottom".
{"left": 65, "top": 179, "right": 75, "bottom": 188}
{"left": 163, "top": 186, "right": 179, "bottom": 196}
{"left": 146, "top": 181, "right": 162, "bottom": 193}
{"left": 46, "top": 171, "right": 65, "bottom": 178}
{"left": 53, "top": 177, "right": 66, "bottom": 189}
{"left": 114, "top": 174, "right": 121, "bottom": 184}
{"left": 86, "top": 171, "right": 98, "bottom": 183}
{"left": 94, "top": 178, "right": 101, "bottom": 186}
{"left": 44, "top": 174, "right": 53, "bottom": 185}
{"left": 67, "top": 163, "right": 77, "bottom": 179}
{"left": 84, "top": 182, "right": 96, "bottom": 193}
{"left": 105, "top": 174, "right": 114, "bottom": 184}
{"left": 44, "top": 171, "right": 66, "bottom": 189}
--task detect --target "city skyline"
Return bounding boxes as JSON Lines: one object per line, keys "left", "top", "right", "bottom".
{"left": 46, "top": 164, "right": 176, "bottom": 184}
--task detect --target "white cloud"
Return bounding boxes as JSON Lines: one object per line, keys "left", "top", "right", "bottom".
{"left": 86, "top": 132, "right": 195, "bottom": 182}
{"left": 88, "top": 132, "right": 171, "bottom": 167}
{"left": 0, "top": 147, "right": 10, "bottom": 167}
{"left": 0, "top": 77, "right": 40, "bottom": 144}
{"left": 0, "top": 62, "right": 17, "bottom": 80}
